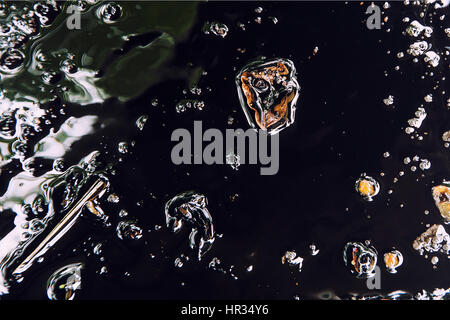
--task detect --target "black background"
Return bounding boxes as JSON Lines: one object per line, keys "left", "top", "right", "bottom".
{"left": 2, "top": 1, "right": 449, "bottom": 300}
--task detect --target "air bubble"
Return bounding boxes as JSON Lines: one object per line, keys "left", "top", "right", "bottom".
{"left": 116, "top": 220, "right": 143, "bottom": 240}
{"left": 46, "top": 263, "right": 83, "bottom": 300}
{"left": 355, "top": 174, "right": 380, "bottom": 201}
{"left": 97, "top": 2, "right": 122, "bottom": 24}
{"left": 203, "top": 21, "right": 229, "bottom": 38}
{"left": 343, "top": 242, "right": 378, "bottom": 279}
{"left": 384, "top": 249, "right": 403, "bottom": 273}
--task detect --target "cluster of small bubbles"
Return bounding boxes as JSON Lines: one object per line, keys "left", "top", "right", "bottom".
{"left": 136, "top": 115, "right": 148, "bottom": 131}
{"left": 281, "top": 251, "right": 303, "bottom": 271}
{"left": 174, "top": 254, "right": 189, "bottom": 268}
{"left": 383, "top": 95, "right": 394, "bottom": 106}
{"left": 151, "top": 98, "right": 159, "bottom": 107}
{"left": 442, "top": 131, "right": 450, "bottom": 147}
{"left": 424, "top": 94, "right": 433, "bottom": 102}
{"left": 107, "top": 193, "right": 119, "bottom": 203}
{"left": 406, "top": 20, "right": 433, "bottom": 37}
{"left": 42, "top": 70, "right": 62, "bottom": 85}
{"left": 309, "top": 244, "right": 320, "bottom": 256}
{"left": 116, "top": 220, "right": 143, "bottom": 240}
{"left": 419, "top": 158, "right": 431, "bottom": 170}
{"left": 383, "top": 151, "right": 390, "bottom": 158}
{"left": 424, "top": 51, "right": 440, "bottom": 67}
{"left": 174, "top": 257, "right": 184, "bottom": 268}
{"left": 412, "top": 224, "right": 450, "bottom": 264}
{"left": 97, "top": 2, "right": 122, "bottom": 24}
{"left": 416, "top": 288, "right": 450, "bottom": 300}
{"left": 187, "top": 86, "right": 202, "bottom": 96}
{"left": 407, "top": 41, "right": 429, "bottom": 56}
{"left": 29, "top": 218, "right": 45, "bottom": 233}
{"left": 60, "top": 59, "right": 78, "bottom": 74}
{"left": 307, "top": 47, "right": 317, "bottom": 58}
{"left": 208, "top": 257, "right": 224, "bottom": 272}
{"left": 226, "top": 152, "right": 241, "bottom": 170}
{"left": 202, "top": 21, "right": 229, "bottom": 38}
{"left": 409, "top": 107, "right": 427, "bottom": 128}
{"left": 46, "top": 263, "right": 83, "bottom": 300}
{"left": 405, "top": 107, "right": 427, "bottom": 137}
{"left": 175, "top": 99, "right": 205, "bottom": 113}
{"left": 0, "top": 1, "right": 60, "bottom": 77}
{"left": 118, "top": 209, "right": 128, "bottom": 218}
{"left": 237, "top": 22, "right": 246, "bottom": 31}
{"left": 117, "top": 141, "right": 129, "bottom": 154}
{"left": 93, "top": 243, "right": 102, "bottom": 255}
{"left": 404, "top": 155, "right": 431, "bottom": 172}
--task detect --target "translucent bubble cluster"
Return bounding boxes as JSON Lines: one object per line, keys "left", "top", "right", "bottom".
{"left": 202, "top": 21, "right": 229, "bottom": 38}
{"left": 226, "top": 151, "right": 241, "bottom": 170}
{"left": 136, "top": 115, "right": 148, "bottom": 131}
{"left": 0, "top": 2, "right": 59, "bottom": 74}
{"left": 383, "top": 95, "right": 394, "bottom": 106}
{"left": 412, "top": 224, "right": 450, "bottom": 259}
{"left": 165, "top": 191, "right": 215, "bottom": 260}
{"left": 407, "top": 41, "right": 429, "bottom": 56}
{"left": 175, "top": 99, "right": 205, "bottom": 113}
{"left": 406, "top": 20, "right": 433, "bottom": 38}
{"left": 116, "top": 220, "right": 143, "bottom": 240}
{"left": 281, "top": 251, "right": 303, "bottom": 271}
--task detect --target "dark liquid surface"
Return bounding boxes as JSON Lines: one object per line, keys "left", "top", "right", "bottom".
{"left": 0, "top": 1, "right": 448, "bottom": 300}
